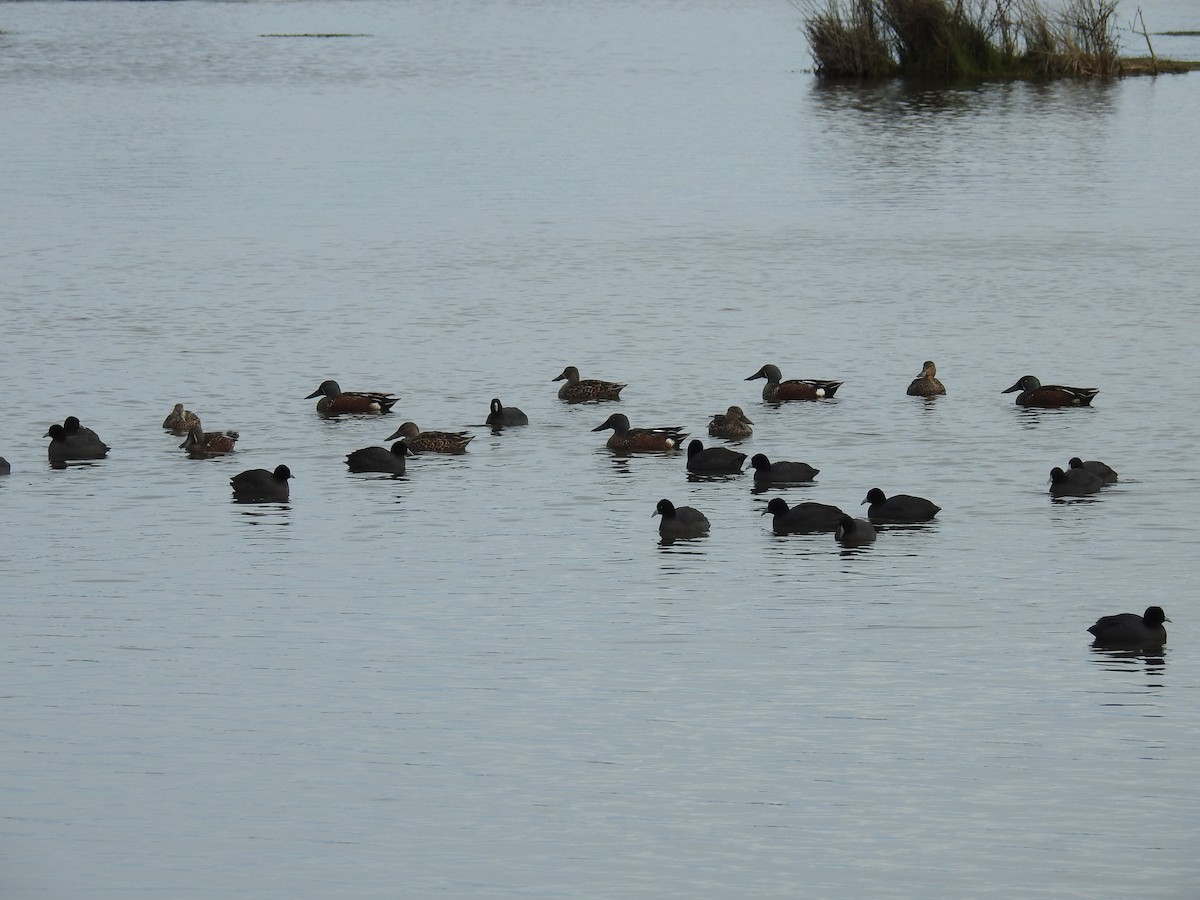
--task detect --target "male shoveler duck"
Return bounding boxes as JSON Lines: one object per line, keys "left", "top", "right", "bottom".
{"left": 1049, "top": 466, "right": 1102, "bottom": 497}
{"left": 1002, "top": 375, "right": 1097, "bottom": 407}
{"left": 762, "top": 497, "right": 846, "bottom": 534}
{"left": 748, "top": 453, "right": 818, "bottom": 484}
{"left": 553, "top": 366, "right": 626, "bottom": 403}
{"left": 861, "top": 488, "right": 940, "bottom": 523}
{"left": 1088, "top": 606, "right": 1169, "bottom": 649}
{"left": 654, "top": 498, "right": 711, "bottom": 540}
{"left": 46, "top": 422, "right": 109, "bottom": 461}
{"left": 746, "top": 364, "right": 842, "bottom": 402}
{"left": 230, "top": 464, "right": 292, "bottom": 501}
{"left": 486, "top": 398, "right": 529, "bottom": 427}
{"left": 835, "top": 515, "right": 877, "bottom": 546}
{"left": 906, "top": 360, "right": 946, "bottom": 397}
{"left": 708, "top": 406, "right": 753, "bottom": 439}
{"left": 180, "top": 424, "right": 239, "bottom": 456}
{"left": 346, "top": 441, "right": 415, "bottom": 475}
{"left": 306, "top": 380, "right": 399, "bottom": 416}
{"left": 686, "top": 439, "right": 746, "bottom": 475}
{"left": 1069, "top": 456, "right": 1118, "bottom": 484}
{"left": 592, "top": 413, "right": 685, "bottom": 453}
{"left": 384, "top": 421, "right": 473, "bottom": 454}
{"left": 163, "top": 403, "right": 201, "bottom": 433}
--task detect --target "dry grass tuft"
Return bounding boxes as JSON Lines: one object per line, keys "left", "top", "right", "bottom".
{"left": 802, "top": 0, "right": 1139, "bottom": 78}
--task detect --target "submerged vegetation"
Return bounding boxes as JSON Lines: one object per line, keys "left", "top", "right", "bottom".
{"left": 801, "top": 0, "right": 1200, "bottom": 79}
{"left": 259, "top": 34, "right": 371, "bottom": 39}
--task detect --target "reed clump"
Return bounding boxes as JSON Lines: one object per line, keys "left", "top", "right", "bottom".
{"left": 802, "top": 0, "right": 1127, "bottom": 78}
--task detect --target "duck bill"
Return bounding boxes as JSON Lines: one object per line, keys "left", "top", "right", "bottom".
{"left": 1001, "top": 381, "right": 1022, "bottom": 394}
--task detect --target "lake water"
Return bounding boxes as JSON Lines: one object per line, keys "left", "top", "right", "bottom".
{"left": 2, "top": 1, "right": 1199, "bottom": 896}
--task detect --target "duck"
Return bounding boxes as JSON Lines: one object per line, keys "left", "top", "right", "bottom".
{"left": 1088, "top": 606, "right": 1168, "bottom": 649}
{"left": 748, "top": 453, "right": 818, "bottom": 484}
{"left": 861, "top": 488, "right": 940, "bottom": 522}
{"left": 707, "top": 405, "right": 753, "bottom": 439}
{"left": 906, "top": 360, "right": 946, "bottom": 397}
{"left": 384, "top": 421, "right": 473, "bottom": 454}
{"left": 305, "top": 380, "right": 399, "bottom": 416}
{"left": 1069, "top": 456, "right": 1117, "bottom": 484}
{"left": 552, "top": 366, "right": 626, "bottom": 403}
{"left": 230, "top": 464, "right": 292, "bottom": 501}
{"left": 0, "top": 457, "right": 9, "bottom": 475}
{"left": 654, "top": 498, "right": 710, "bottom": 540}
{"left": 835, "top": 515, "right": 877, "bottom": 546}
{"left": 745, "top": 364, "right": 842, "bottom": 402}
{"left": 1049, "top": 466, "right": 1102, "bottom": 497}
{"left": 686, "top": 439, "right": 746, "bottom": 475}
{"left": 762, "top": 497, "right": 846, "bottom": 534}
{"left": 180, "top": 424, "right": 239, "bottom": 455}
{"left": 485, "top": 398, "right": 529, "bottom": 427}
{"left": 345, "top": 441, "right": 415, "bottom": 475}
{"left": 162, "top": 403, "right": 201, "bottom": 433}
{"left": 592, "top": 413, "right": 685, "bottom": 452}
{"left": 45, "top": 423, "right": 109, "bottom": 461}
{"left": 1002, "top": 375, "right": 1097, "bottom": 407}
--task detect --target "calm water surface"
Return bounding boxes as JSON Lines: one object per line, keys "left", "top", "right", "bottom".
{"left": 2, "top": 1, "right": 1199, "bottom": 896}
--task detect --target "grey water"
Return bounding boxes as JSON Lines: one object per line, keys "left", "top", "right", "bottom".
{"left": 2, "top": 1, "right": 1199, "bottom": 896}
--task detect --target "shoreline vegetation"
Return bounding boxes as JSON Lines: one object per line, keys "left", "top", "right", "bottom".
{"left": 801, "top": 0, "right": 1200, "bottom": 79}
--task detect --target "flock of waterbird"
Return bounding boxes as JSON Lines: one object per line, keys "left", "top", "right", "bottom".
{"left": 9, "top": 360, "right": 1163, "bottom": 649}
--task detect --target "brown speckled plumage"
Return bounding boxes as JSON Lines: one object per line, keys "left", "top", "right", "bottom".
{"left": 384, "top": 422, "right": 473, "bottom": 454}
{"left": 553, "top": 366, "right": 626, "bottom": 403}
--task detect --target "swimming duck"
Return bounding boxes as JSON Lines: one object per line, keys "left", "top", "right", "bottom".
{"left": 306, "top": 380, "right": 399, "bottom": 416}
{"left": 654, "top": 498, "right": 710, "bottom": 540}
{"left": 906, "top": 360, "right": 946, "bottom": 397}
{"left": 163, "top": 403, "right": 201, "bottom": 433}
{"left": 486, "top": 398, "right": 529, "bottom": 427}
{"left": 230, "top": 464, "right": 292, "bottom": 501}
{"left": 708, "top": 405, "right": 753, "bottom": 439}
{"left": 1088, "top": 606, "right": 1168, "bottom": 649}
{"left": 762, "top": 497, "right": 846, "bottom": 534}
{"left": 552, "top": 366, "right": 626, "bottom": 403}
{"left": 835, "top": 515, "right": 877, "bottom": 546}
{"left": 861, "top": 488, "right": 940, "bottom": 522}
{"left": 45, "top": 423, "right": 109, "bottom": 461}
{"left": 345, "top": 441, "right": 415, "bottom": 475}
{"left": 384, "top": 421, "right": 473, "bottom": 454}
{"left": 745, "top": 364, "right": 842, "bottom": 402}
{"left": 1069, "top": 456, "right": 1117, "bottom": 484}
{"left": 1049, "top": 466, "right": 1102, "bottom": 497}
{"left": 0, "top": 457, "right": 10, "bottom": 475}
{"left": 180, "top": 424, "right": 239, "bottom": 455}
{"left": 748, "top": 453, "right": 818, "bottom": 484}
{"left": 592, "top": 413, "right": 685, "bottom": 452}
{"left": 1002, "top": 375, "right": 1097, "bottom": 407}
{"left": 686, "top": 439, "right": 746, "bottom": 475}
